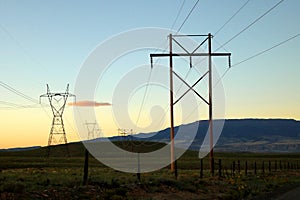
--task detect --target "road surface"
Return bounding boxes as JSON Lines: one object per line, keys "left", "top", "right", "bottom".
{"left": 275, "top": 186, "right": 300, "bottom": 200}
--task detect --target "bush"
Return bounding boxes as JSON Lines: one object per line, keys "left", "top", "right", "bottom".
{"left": 2, "top": 182, "right": 25, "bottom": 193}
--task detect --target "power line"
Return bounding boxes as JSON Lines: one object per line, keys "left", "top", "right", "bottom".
{"left": 216, "top": 33, "right": 300, "bottom": 89}
{"left": 134, "top": 0, "right": 199, "bottom": 129}
{"left": 152, "top": 0, "right": 200, "bottom": 126}
{"left": 135, "top": 69, "right": 153, "bottom": 127}
{"left": 0, "top": 23, "right": 47, "bottom": 73}
{"left": 183, "top": 31, "right": 300, "bottom": 123}
{"left": 0, "top": 81, "right": 39, "bottom": 104}
{"left": 177, "top": 0, "right": 200, "bottom": 33}
{"left": 150, "top": 0, "right": 284, "bottom": 130}
{"left": 170, "top": 0, "right": 186, "bottom": 30}
{"left": 189, "top": 32, "right": 299, "bottom": 120}
{"left": 216, "top": 0, "right": 285, "bottom": 51}
{"left": 0, "top": 100, "right": 41, "bottom": 109}
{"left": 184, "top": 0, "right": 250, "bottom": 67}
{"left": 232, "top": 33, "right": 300, "bottom": 67}
{"left": 214, "top": 0, "right": 251, "bottom": 36}
{"left": 193, "top": 0, "right": 284, "bottom": 68}
{"left": 0, "top": 100, "right": 27, "bottom": 108}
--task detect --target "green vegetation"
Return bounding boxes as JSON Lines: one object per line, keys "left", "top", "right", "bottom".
{"left": 1, "top": 142, "right": 300, "bottom": 199}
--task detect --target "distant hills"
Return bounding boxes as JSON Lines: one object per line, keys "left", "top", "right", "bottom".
{"left": 111, "top": 119, "right": 300, "bottom": 152}
{"left": 211, "top": 119, "right": 300, "bottom": 152}
{"left": 0, "top": 146, "right": 41, "bottom": 152}
{"left": 2, "top": 119, "right": 300, "bottom": 153}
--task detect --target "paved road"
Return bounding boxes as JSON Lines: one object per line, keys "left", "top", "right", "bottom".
{"left": 275, "top": 186, "right": 300, "bottom": 200}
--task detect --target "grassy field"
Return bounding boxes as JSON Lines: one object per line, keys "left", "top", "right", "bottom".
{"left": 1, "top": 142, "right": 300, "bottom": 199}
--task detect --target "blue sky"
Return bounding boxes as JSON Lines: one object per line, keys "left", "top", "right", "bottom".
{"left": 0, "top": 0, "right": 300, "bottom": 148}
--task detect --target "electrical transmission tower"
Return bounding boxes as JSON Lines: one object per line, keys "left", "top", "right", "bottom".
{"left": 40, "top": 84, "right": 76, "bottom": 157}
{"left": 118, "top": 128, "right": 133, "bottom": 151}
{"left": 84, "top": 121, "right": 101, "bottom": 140}
{"left": 150, "top": 33, "right": 231, "bottom": 173}
{"left": 118, "top": 128, "right": 133, "bottom": 138}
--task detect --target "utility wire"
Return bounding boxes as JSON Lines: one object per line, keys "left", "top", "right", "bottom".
{"left": 177, "top": 0, "right": 200, "bottom": 33}
{"left": 149, "top": 0, "right": 200, "bottom": 130}
{"left": 148, "top": 0, "right": 287, "bottom": 131}
{"left": 232, "top": 33, "right": 300, "bottom": 67}
{"left": 0, "top": 100, "right": 42, "bottom": 109}
{"left": 183, "top": 2, "right": 295, "bottom": 123}
{"left": 187, "top": 32, "right": 300, "bottom": 120}
{"left": 0, "top": 81, "right": 39, "bottom": 104}
{"left": 0, "top": 100, "right": 27, "bottom": 108}
{"left": 0, "top": 23, "right": 47, "bottom": 73}
{"left": 135, "top": 69, "right": 153, "bottom": 127}
{"left": 214, "top": 0, "right": 251, "bottom": 36}
{"left": 216, "top": 32, "right": 300, "bottom": 84}
{"left": 193, "top": 0, "right": 284, "bottom": 69}
{"left": 170, "top": 0, "right": 186, "bottom": 30}
{"left": 134, "top": 0, "right": 199, "bottom": 129}
{"left": 216, "top": 0, "right": 285, "bottom": 51}
{"left": 174, "top": 0, "right": 250, "bottom": 76}
{"left": 212, "top": 32, "right": 300, "bottom": 86}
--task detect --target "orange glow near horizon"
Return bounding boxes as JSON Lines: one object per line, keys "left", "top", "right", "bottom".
{"left": 1, "top": 102, "right": 300, "bottom": 149}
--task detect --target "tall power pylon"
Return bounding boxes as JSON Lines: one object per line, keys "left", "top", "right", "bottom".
{"left": 84, "top": 121, "right": 101, "bottom": 140}
{"left": 150, "top": 33, "right": 231, "bottom": 173}
{"left": 118, "top": 128, "right": 133, "bottom": 151}
{"left": 40, "top": 84, "right": 76, "bottom": 157}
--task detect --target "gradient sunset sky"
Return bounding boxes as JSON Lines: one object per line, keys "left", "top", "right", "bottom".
{"left": 1, "top": 0, "right": 300, "bottom": 148}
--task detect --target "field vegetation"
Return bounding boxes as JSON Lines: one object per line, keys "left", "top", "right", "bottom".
{"left": 1, "top": 142, "right": 300, "bottom": 199}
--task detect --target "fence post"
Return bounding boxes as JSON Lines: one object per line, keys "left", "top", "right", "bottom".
{"left": 279, "top": 160, "right": 282, "bottom": 171}
{"left": 262, "top": 161, "right": 265, "bottom": 174}
{"left": 83, "top": 149, "right": 89, "bottom": 185}
{"left": 275, "top": 160, "right": 277, "bottom": 171}
{"left": 238, "top": 160, "right": 240, "bottom": 173}
{"left": 212, "top": 157, "right": 215, "bottom": 176}
{"left": 174, "top": 159, "right": 178, "bottom": 179}
{"left": 288, "top": 162, "right": 290, "bottom": 170}
{"left": 245, "top": 161, "right": 248, "bottom": 176}
{"left": 200, "top": 159, "right": 203, "bottom": 178}
{"left": 254, "top": 161, "right": 257, "bottom": 175}
{"left": 218, "top": 159, "right": 222, "bottom": 177}
{"left": 137, "top": 152, "right": 141, "bottom": 182}
{"left": 269, "top": 160, "right": 271, "bottom": 172}
{"left": 233, "top": 161, "right": 235, "bottom": 175}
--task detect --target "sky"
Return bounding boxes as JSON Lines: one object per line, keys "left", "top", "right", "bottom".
{"left": 0, "top": 0, "right": 300, "bottom": 148}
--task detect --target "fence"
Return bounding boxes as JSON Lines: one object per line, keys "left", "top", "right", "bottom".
{"left": 199, "top": 159, "right": 300, "bottom": 178}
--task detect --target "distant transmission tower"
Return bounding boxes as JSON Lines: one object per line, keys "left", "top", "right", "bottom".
{"left": 84, "top": 121, "right": 101, "bottom": 140}
{"left": 118, "top": 128, "right": 133, "bottom": 151}
{"left": 118, "top": 128, "right": 133, "bottom": 139}
{"left": 40, "top": 84, "right": 76, "bottom": 157}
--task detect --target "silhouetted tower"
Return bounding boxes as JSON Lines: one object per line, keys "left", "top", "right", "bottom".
{"left": 150, "top": 33, "right": 231, "bottom": 173}
{"left": 118, "top": 128, "right": 133, "bottom": 151}
{"left": 84, "top": 121, "right": 101, "bottom": 140}
{"left": 40, "top": 84, "right": 76, "bottom": 157}
{"left": 118, "top": 128, "right": 133, "bottom": 140}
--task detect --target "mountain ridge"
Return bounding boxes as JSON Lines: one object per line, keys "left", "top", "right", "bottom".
{"left": 2, "top": 119, "right": 300, "bottom": 153}
{"left": 112, "top": 118, "right": 300, "bottom": 152}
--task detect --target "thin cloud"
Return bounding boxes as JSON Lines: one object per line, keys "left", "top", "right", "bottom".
{"left": 68, "top": 101, "right": 111, "bottom": 107}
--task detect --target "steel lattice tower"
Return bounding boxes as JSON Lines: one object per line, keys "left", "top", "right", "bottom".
{"left": 40, "top": 84, "right": 76, "bottom": 157}
{"left": 84, "top": 121, "right": 101, "bottom": 140}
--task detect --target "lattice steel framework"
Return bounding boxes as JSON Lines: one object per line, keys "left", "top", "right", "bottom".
{"left": 40, "top": 84, "right": 76, "bottom": 157}
{"left": 84, "top": 121, "right": 101, "bottom": 140}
